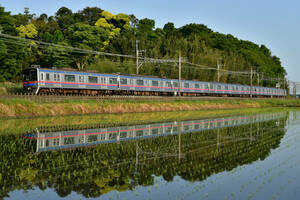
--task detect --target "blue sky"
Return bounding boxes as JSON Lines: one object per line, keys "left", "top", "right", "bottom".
{"left": 1, "top": 0, "right": 299, "bottom": 82}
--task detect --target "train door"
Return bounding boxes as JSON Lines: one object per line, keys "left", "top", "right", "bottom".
{"left": 144, "top": 80, "right": 150, "bottom": 91}
{"left": 129, "top": 78, "right": 135, "bottom": 91}
{"left": 40, "top": 72, "right": 45, "bottom": 86}
{"left": 117, "top": 76, "right": 120, "bottom": 90}
{"left": 78, "top": 75, "right": 85, "bottom": 88}
{"left": 54, "top": 73, "right": 62, "bottom": 88}
{"left": 100, "top": 77, "right": 107, "bottom": 90}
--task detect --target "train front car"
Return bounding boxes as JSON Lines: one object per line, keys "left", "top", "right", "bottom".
{"left": 22, "top": 68, "right": 39, "bottom": 94}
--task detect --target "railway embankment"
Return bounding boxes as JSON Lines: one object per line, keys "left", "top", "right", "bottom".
{"left": 0, "top": 97, "right": 300, "bottom": 118}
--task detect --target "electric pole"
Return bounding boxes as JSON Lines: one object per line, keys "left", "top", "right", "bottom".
{"left": 136, "top": 40, "right": 139, "bottom": 74}
{"left": 217, "top": 58, "right": 220, "bottom": 82}
{"left": 178, "top": 52, "right": 182, "bottom": 97}
{"left": 257, "top": 72, "right": 260, "bottom": 86}
{"left": 250, "top": 67, "right": 253, "bottom": 98}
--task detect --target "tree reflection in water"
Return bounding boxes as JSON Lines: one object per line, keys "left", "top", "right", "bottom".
{"left": 0, "top": 112, "right": 287, "bottom": 199}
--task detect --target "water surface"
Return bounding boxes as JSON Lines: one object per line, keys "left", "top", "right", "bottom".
{"left": 1, "top": 109, "right": 300, "bottom": 200}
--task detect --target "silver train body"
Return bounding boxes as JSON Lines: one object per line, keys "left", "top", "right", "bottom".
{"left": 22, "top": 68, "right": 286, "bottom": 97}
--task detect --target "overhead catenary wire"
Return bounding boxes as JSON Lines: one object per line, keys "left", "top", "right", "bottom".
{"left": 0, "top": 33, "right": 286, "bottom": 85}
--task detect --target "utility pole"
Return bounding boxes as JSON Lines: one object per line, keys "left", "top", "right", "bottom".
{"left": 178, "top": 52, "right": 182, "bottom": 97}
{"left": 294, "top": 83, "right": 297, "bottom": 98}
{"left": 250, "top": 67, "right": 253, "bottom": 98}
{"left": 257, "top": 72, "right": 260, "bottom": 86}
{"left": 217, "top": 58, "right": 220, "bottom": 82}
{"left": 136, "top": 40, "right": 139, "bottom": 74}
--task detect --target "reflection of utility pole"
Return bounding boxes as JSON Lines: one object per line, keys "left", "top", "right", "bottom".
{"left": 217, "top": 129, "right": 220, "bottom": 152}
{"left": 36, "top": 128, "right": 40, "bottom": 153}
{"left": 250, "top": 117, "right": 253, "bottom": 142}
{"left": 178, "top": 122, "right": 182, "bottom": 163}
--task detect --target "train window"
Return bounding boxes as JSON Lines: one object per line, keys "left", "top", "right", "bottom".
{"left": 217, "top": 85, "right": 221, "bottom": 90}
{"left": 136, "top": 130, "right": 144, "bottom": 137}
{"left": 165, "top": 127, "right": 172, "bottom": 133}
{"left": 46, "top": 73, "right": 50, "bottom": 81}
{"left": 205, "top": 84, "right": 209, "bottom": 89}
{"left": 210, "top": 84, "right": 214, "bottom": 89}
{"left": 151, "top": 129, "right": 159, "bottom": 134}
{"left": 137, "top": 80, "right": 144, "bottom": 86}
{"left": 88, "top": 135, "right": 97, "bottom": 143}
{"left": 194, "top": 124, "right": 200, "bottom": 129}
{"left": 64, "top": 75, "right": 75, "bottom": 82}
{"left": 88, "top": 76, "right": 98, "bottom": 83}
{"left": 79, "top": 75, "right": 84, "bottom": 83}
{"left": 109, "top": 133, "right": 117, "bottom": 140}
{"left": 40, "top": 73, "right": 44, "bottom": 81}
{"left": 195, "top": 84, "right": 200, "bottom": 88}
{"left": 109, "top": 78, "right": 117, "bottom": 84}
{"left": 120, "top": 132, "right": 127, "bottom": 138}
{"left": 184, "top": 83, "right": 189, "bottom": 88}
{"left": 120, "top": 78, "right": 127, "bottom": 85}
{"left": 166, "top": 82, "right": 172, "bottom": 87}
{"left": 64, "top": 137, "right": 75, "bottom": 145}
{"left": 184, "top": 125, "right": 189, "bottom": 131}
{"left": 225, "top": 85, "right": 228, "bottom": 90}
{"left": 152, "top": 80, "right": 158, "bottom": 86}
{"left": 173, "top": 82, "right": 178, "bottom": 87}
{"left": 160, "top": 81, "right": 164, "bottom": 87}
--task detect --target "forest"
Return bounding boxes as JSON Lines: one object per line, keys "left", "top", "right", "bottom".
{"left": 0, "top": 6, "right": 286, "bottom": 87}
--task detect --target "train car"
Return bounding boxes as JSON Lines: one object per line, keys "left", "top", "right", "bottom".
{"left": 23, "top": 112, "right": 286, "bottom": 152}
{"left": 22, "top": 67, "right": 286, "bottom": 97}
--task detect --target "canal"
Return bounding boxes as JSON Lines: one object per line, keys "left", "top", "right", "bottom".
{"left": 1, "top": 108, "right": 300, "bottom": 200}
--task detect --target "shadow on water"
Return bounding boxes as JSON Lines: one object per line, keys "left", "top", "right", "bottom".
{"left": 0, "top": 111, "right": 289, "bottom": 199}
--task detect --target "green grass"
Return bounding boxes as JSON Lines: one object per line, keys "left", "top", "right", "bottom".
{"left": 0, "top": 82, "right": 23, "bottom": 95}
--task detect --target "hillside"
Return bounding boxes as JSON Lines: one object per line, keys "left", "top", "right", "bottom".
{"left": 0, "top": 6, "right": 286, "bottom": 87}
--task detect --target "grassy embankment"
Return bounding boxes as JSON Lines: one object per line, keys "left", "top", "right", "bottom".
{"left": 0, "top": 97, "right": 300, "bottom": 118}
{"left": 1, "top": 82, "right": 300, "bottom": 117}
{"left": 0, "top": 107, "right": 291, "bottom": 135}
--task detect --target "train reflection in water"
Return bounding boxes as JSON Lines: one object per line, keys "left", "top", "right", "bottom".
{"left": 23, "top": 112, "right": 286, "bottom": 153}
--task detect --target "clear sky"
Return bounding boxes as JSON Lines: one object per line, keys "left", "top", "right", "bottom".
{"left": 1, "top": 0, "right": 299, "bottom": 82}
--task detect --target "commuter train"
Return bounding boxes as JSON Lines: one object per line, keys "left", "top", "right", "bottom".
{"left": 22, "top": 67, "right": 286, "bottom": 97}
{"left": 23, "top": 112, "right": 285, "bottom": 152}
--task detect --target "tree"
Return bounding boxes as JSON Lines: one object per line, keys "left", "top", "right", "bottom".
{"left": 75, "top": 7, "right": 103, "bottom": 25}
{"left": 55, "top": 7, "right": 74, "bottom": 29}
{"left": 16, "top": 23, "right": 38, "bottom": 38}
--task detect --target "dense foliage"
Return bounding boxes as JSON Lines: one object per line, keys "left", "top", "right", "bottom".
{"left": 0, "top": 115, "right": 287, "bottom": 198}
{"left": 0, "top": 6, "right": 286, "bottom": 87}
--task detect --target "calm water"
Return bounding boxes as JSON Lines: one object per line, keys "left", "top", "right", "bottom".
{"left": 1, "top": 110, "right": 300, "bottom": 200}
